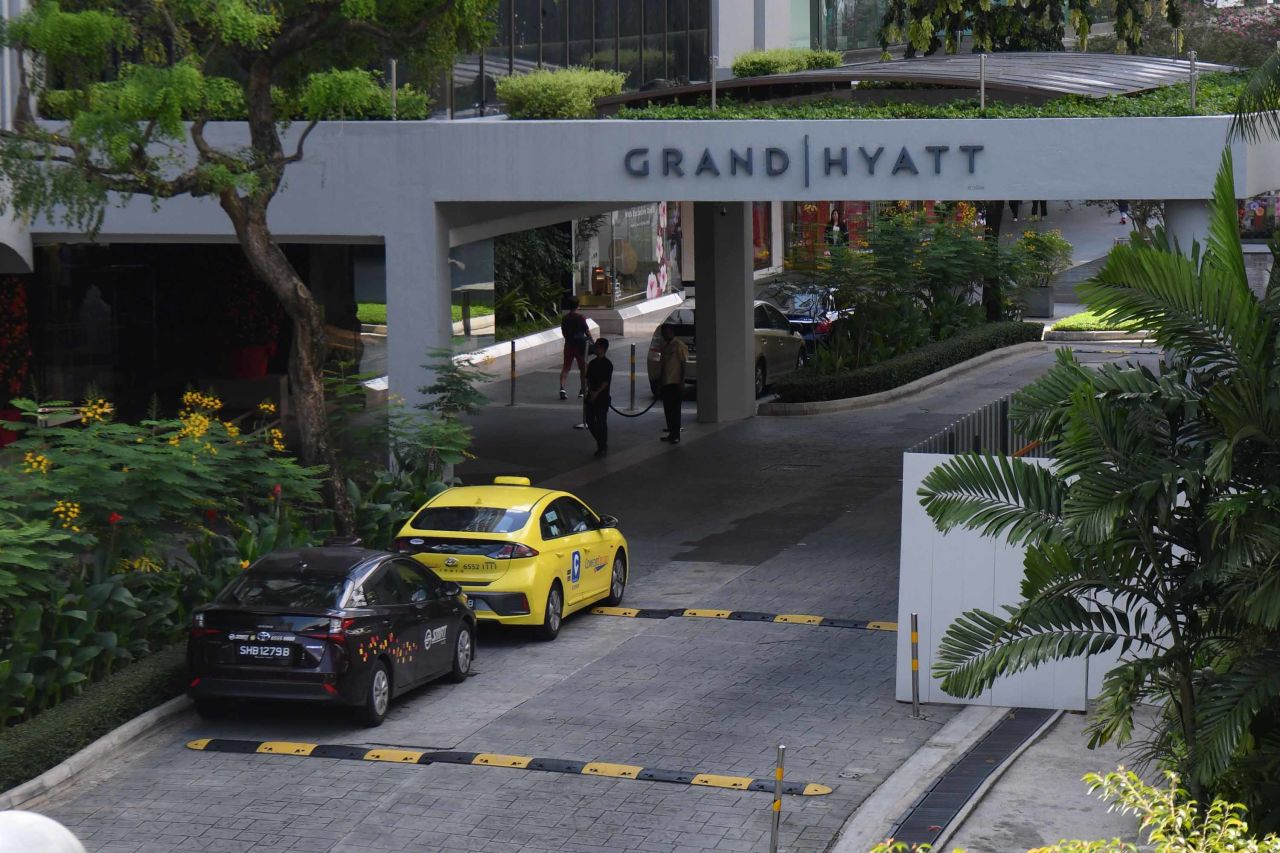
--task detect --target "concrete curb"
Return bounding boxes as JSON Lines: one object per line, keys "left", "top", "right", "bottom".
{"left": 829, "top": 705, "right": 1011, "bottom": 852}
{"left": 931, "top": 709, "right": 1064, "bottom": 852}
{"left": 757, "top": 341, "right": 1050, "bottom": 416}
{"left": 1044, "top": 330, "right": 1154, "bottom": 343}
{"left": 0, "top": 696, "right": 192, "bottom": 810}
{"left": 453, "top": 320, "right": 602, "bottom": 371}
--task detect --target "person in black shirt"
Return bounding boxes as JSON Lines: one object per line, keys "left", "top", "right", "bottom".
{"left": 584, "top": 338, "right": 613, "bottom": 457}
{"left": 559, "top": 297, "right": 592, "bottom": 400}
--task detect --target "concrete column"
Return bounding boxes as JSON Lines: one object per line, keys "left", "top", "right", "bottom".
{"left": 1164, "top": 199, "right": 1212, "bottom": 258}
{"left": 385, "top": 204, "right": 452, "bottom": 409}
{"left": 693, "top": 202, "right": 755, "bottom": 424}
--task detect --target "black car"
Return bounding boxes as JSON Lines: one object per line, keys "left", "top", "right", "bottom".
{"left": 760, "top": 282, "right": 849, "bottom": 351}
{"left": 188, "top": 546, "right": 475, "bottom": 726}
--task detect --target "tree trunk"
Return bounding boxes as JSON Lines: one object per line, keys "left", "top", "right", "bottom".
{"left": 982, "top": 200, "right": 1007, "bottom": 321}
{"left": 221, "top": 197, "right": 357, "bottom": 536}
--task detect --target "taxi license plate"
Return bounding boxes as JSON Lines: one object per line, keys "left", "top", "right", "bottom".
{"left": 236, "top": 643, "right": 293, "bottom": 663}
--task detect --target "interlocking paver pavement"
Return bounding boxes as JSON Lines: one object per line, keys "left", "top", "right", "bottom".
{"left": 35, "top": 343, "right": 1154, "bottom": 852}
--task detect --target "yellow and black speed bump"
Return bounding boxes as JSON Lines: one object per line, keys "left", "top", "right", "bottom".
{"left": 186, "top": 739, "right": 832, "bottom": 797}
{"left": 591, "top": 606, "right": 896, "bottom": 632}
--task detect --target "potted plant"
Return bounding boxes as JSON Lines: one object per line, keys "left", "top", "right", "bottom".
{"left": 0, "top": 276, "right": 31, "bottom": 446}
{"left": 1013, "top": 228, "right": 1073, "bottom": 318}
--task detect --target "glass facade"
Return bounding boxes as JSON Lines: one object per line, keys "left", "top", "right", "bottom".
{"left": 811, "top": 0, "right": 887, "bottom": 53}
{"left": 577, "top": 203, "right": 683, "bottom": 308}
{"left": 442, "top": 0, "right": 714, "bottom": 117}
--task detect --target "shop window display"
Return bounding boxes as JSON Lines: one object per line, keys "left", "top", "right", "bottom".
{"left": 753, "top": 202, "right": 773, "bottom": 271}
{"left": 579, "top": 202, "right": 682, "bottom": 308}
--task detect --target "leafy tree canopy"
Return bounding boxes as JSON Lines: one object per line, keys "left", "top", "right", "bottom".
{"left": 878, "top": 0, "right": 1184, "bottom": 61}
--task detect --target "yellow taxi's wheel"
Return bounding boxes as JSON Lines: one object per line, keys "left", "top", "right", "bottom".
{"left": 536, "top": 583, "right": 563, "bottom": 641}
{"left": 604, "top": 553, "right": 626, "bottom": 606}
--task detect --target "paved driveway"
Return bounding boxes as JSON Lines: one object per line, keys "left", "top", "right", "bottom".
{"left": 38, "top": 343, "right": 1155, "bottom": 853}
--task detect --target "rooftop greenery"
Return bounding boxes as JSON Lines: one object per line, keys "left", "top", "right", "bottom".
{"left": 616, "top": 72, "right": 1250, "bottom": 120}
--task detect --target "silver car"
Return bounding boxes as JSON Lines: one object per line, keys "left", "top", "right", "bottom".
{"left": 646, "top": 300, "right": 807, "bottom": 398}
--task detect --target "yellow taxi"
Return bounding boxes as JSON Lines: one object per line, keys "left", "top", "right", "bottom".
{"left": 395, "top": 477, "right": 628, "bottom": 640}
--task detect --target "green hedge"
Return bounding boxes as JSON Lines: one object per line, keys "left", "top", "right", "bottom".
{"left": 774, "top": 321, "right": 1045, "bottom": 404}
{"left": 496, "top": 67, "right": 627, "bottom": 119}
{"left": 731, "top": 48, "right": 842, "bottom": 78}
{"left": 0, "top": 646, "right": 187, "bottom": 793}
{"left": 619, "top": 72, "right": 1248, "bottom": 120}
{"left": 1051, "top": 310, "right": 1129, "bottom": 332}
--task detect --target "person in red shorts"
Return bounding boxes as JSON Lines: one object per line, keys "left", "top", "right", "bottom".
{"left": 559, "top": 297, "right": 592, "bottom": 400}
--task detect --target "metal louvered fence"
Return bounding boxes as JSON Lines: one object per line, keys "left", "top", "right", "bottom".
{"left": 908, "top": 394, "right": 1052, "bottom": 458}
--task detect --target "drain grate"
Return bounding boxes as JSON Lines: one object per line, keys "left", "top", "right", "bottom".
{"left": 888, "top": 707, "right": 1055, "bottom": 847}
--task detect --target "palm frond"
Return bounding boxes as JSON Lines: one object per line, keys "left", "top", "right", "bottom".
{"left": 1229, "top": 48, "right": 1280, "bottom": 144}
{"left": 918, "top": 453, "right": 1066, "bottom": 546}
{"left": 1008, "top": 348, "right": 1092, "bottom": 439}
{"left": 934, "top": 602, "right": 1133, "bottom": 698}
{"left": 1083, "top": 243, "right": 1265, "bottom": 375}
{"left": 1202, "top": 149, "right": 1249, "bottom": 297}
{"left": 1195, "top": 652, "right": 1280, "bottom": 782}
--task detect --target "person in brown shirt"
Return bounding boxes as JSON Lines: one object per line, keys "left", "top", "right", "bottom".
{"left": 658, "top": 323, "right": 688, "bottom": 444}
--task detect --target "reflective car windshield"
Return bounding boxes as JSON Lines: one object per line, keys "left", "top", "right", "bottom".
{"left": 217, "top": 574, "right": 347, "bottom": 609}
{"left": 410, "top": 506, "right": 531, "bottom": 533}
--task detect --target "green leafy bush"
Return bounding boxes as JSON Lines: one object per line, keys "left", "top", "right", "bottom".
{"left": 0, "top": 645, "right": 187, "bottom": 793}
{"left": 618, "top": 72, "right": 1248, "bottom": 119}
{"left": 496, "top": 67, "right": 627, "bottom": 119}
{"left": 0, "top": 392, "right": 323, "bottom": 724}
{"left": 1051, "top": 310, "right": 1132, "bottom": 332}
{"left": 773, "top": 321, "right": 1043, "bottom": 403}
{"left": 871, "top": 769, "right": 1280, "bottom": 851}
{"left": 730, "top": 48, "right": 842, "bottom": 77}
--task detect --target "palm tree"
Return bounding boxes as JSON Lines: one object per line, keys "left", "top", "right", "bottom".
{"left": 916, "top": 150, "right": 1280, "bottom": 827}
{"left": 1231, "top": 50, "right": 1280, "bottom": 143}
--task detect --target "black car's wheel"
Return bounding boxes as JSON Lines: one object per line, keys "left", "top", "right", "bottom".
{"left": 604, "top": 553, "right": 627, "bottom": 606}
{"left": 536, "top": 583, "right": 563, "bottom": 641}
{"left": 448, "top": 624, "right": 473, "bottom": 683}
{"left": 193, "top": 696, "right": 229, "bottom": 719}
{"left": 754, "top": 359, "right": 767, "bottom": 398}
{"left": 357, "top": 660, "right": 391, "bottom": 726}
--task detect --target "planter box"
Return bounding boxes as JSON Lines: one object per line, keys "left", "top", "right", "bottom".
{"left": 1024, "top": 287, "right": 1054, "bottom": 318}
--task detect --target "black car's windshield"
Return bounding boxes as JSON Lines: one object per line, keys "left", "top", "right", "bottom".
{"left": 766, "top": 288, "right": 823, "bottom": 314}
{"left": 410, "top": 506, "right": 530, "bottom": 533}
{"left": 217, "top": 573, "right": 347, "bottom": 609}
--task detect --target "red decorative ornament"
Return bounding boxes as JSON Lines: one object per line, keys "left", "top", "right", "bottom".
{"left": 108, "top": 512, "right": 123, "bottom": 526}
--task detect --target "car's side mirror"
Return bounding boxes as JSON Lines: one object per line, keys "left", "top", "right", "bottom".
{"left": 441, "top": 582, "right": 463, "bottom": 599}
{"left": 597, "top": 515, "right": 619, "bottom": 529}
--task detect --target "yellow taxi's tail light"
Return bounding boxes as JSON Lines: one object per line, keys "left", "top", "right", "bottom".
{"left": 491, "top": 543, "right": 538, "bottom": 559}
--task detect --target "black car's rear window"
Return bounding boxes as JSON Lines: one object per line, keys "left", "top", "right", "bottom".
{"left": 218, "top": 573, "right": 347, "bottom": 609}
{"left": 410, "top": 506, "right": 530, "bottom": 533}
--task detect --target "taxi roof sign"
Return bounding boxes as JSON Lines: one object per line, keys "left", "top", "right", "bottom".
{"left": 493, "top": 476, "right": 532, "bottom": 486}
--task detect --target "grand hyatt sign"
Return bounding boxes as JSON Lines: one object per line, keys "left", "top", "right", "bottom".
{"left": 623, "top": 141, "right": 985, "bottom": 185}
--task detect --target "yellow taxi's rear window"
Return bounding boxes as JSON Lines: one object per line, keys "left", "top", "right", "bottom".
{"left": 409, "top": 506, "right": 530, "bottom": 533}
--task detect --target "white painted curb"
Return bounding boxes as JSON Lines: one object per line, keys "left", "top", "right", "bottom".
{"left": 0, "top": 696, "right": 192, "bottom": 810}
{"left": 454, "top": 320, "right": 602, "bottom": 371}
{"left": 758, "top": 341, "right": 1051, "bottom": 416}
{"left": 1044, "top": 330, "right": 1154, "bottom": 342}
{"left": 830, "top": 705, "right": 1011, "bottom": 852}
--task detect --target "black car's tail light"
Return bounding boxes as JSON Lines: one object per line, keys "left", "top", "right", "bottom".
{"left": 189, "top": 627, "right": 222, "bottom": 639}
{"left": 305, "top": 617, "right": 356, "bottom": 646}
{"left": 488, "top": 543, "right": 538, "bottom": 559}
